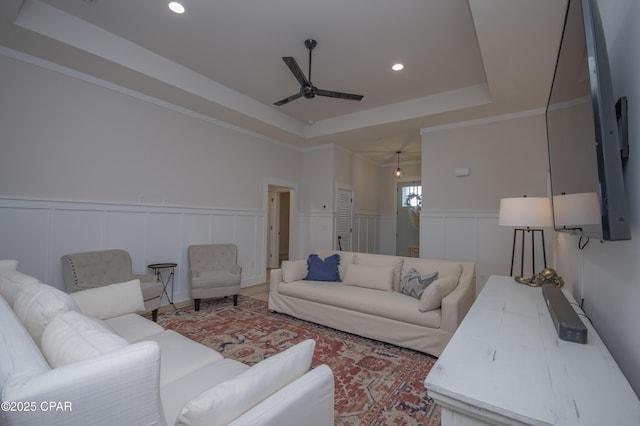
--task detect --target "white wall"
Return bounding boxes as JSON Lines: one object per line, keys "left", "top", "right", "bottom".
{"left": 553, "top": 0, "right": 640, "bottom": 396}
{"left": 420, "top": 113, "right": 550, "bottom": 291}
{"left": 0, "top": 52, "right": 302, "bottom": 300}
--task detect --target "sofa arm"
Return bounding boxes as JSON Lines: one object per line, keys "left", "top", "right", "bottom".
{"left": 70, "top": 279, "right": 145, "bottom": 320}
{"left": 440, "top": 268, "right": 476, "bottom": 334}
{"left": 230, "top": 365, "right": 335, "bottom": 426}
{"left": 2, "top": 341, "right": 166, "bottom": 426}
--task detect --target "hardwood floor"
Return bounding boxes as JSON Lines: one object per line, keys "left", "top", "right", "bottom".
{"left": 238, "top": 269, "right": 270, "bottom": 302}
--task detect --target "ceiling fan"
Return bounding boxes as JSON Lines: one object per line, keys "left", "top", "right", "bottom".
{"left": 274, "top": 39, "right": 364, "bottom": 106}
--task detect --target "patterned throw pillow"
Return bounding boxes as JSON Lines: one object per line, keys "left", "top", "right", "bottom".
{"left": 304, "top": 253, "right": 341, "bottom": 281}
{"left": 400, "top": 268, "right": 438, "bottom": 299}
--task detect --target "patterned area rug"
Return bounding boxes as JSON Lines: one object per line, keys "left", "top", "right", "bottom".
{"left": 156, "top": 296, "right": 441, "bottom": 426}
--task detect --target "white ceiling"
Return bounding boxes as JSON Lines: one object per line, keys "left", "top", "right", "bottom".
{"left": 0, "top": 0, "right": 568, "bottom": 164}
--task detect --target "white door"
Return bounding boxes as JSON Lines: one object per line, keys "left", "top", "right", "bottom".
{"left": 336, "top": 189, "right": 353, "bottom": 251}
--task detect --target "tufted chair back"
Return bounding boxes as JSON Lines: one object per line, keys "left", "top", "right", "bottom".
{"left": 62, "top": 249, "right": 135, "bottom": 290}
{"left": 61, "top": 249, "right": 164, "bottom": 320}
{"left": 188, "top": 244, "right": 238, "bottom": 275}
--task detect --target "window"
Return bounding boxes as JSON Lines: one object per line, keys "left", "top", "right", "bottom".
{"left": 402, "top": 185, "right": 422, "bottom": 207}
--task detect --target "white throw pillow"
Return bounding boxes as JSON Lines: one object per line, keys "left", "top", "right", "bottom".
{"left": 0, "top": 270, "right": 40, "bottom": 306}
{"left": 418, "top": 265, "right": 463, "bottom": 312}
{"left": 354, "top": 253, "right": 403, "bottom": 290}
{"left": 42, "top": 310, "right": 129, "bottom": 368}
{"left": 281, "top": 259, "right": 308, "bottom": 283}
{"left": 70, "top": 279, "right": 145, "bottom": 320}
{"left": 13, "top": 283, "right": 80, "bottom": 345}
{"left": 342, "top": 263, "right": 394, "bottom": 291}
{"left": 176, "top": 339, "right": 316, "bottom": 426}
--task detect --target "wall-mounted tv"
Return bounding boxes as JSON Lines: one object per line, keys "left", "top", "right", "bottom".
{"left": 546, "top": 0, "right": 630, "bottom": 241}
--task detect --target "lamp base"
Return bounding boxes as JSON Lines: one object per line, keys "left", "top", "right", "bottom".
{"left": 514, "top": 268, "right": 564, "bottom": 287}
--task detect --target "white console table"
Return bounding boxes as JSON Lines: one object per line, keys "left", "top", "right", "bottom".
{"left": 424, "top": 275, "right": 640, "bottom": 425}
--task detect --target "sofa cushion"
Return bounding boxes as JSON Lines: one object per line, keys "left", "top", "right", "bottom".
{"left": 343, "top": 263, "right": 394, "bottom": 291}
{"left": 278, "top": 280, "right": 441, "bottom": 329}
{"left": 354, "top": 253, "right": 403, "bottom": 291}
{"left": 13, "top": 283, "right": 79, "bottom": 345}
{"left": 162, "top": 359, "right": 250, "bottom": 425}
{"left": 143, "top": 330, "right": 224, "bottom": 387}
{"left": 304, "top": 254, "right": 340, "bottom": 282}
{"left": 70, "top": 279, "right": 145, "bottom": 320}
{"left": 0, "top": 270, "right": 41, "bottom": 307}
{"left": 41, "top": 310, "right": 129, "bottom": 368}
{"left": 105, "top": 313, "right": 165, "bottom": 343}
{"left": 418, "top": 264, "right": 463, "bottom": 312}
{"left": 281, "top": 259, "right": 308, "bottom": 283}
{"left": 176, "top": 339, "right": 315, "bottom": 426}
{"left": 314, "top": 250, "right": 355, "bottom": 281}
{"left": 400, "top": 269, "right": 438, "bottom": 299}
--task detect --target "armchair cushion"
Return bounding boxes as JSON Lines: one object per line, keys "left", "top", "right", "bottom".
{"left": 41, "top": 310, "right": 129, "bottom": 368}
{"left": 70, "top": 279, "right": 146, "bottom": 320}
{"left": 176, "top": 339, "right": 315, "bottom": 426}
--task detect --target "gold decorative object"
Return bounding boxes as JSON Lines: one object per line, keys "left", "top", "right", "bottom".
{"left": 515, "top": 268, "right": 564, "bottom": 287}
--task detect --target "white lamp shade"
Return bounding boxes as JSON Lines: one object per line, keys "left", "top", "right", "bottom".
{"left": 498, "top": 197, "right": 553, "bottom": 228}
{"left": 552, "top": 192, "right": 600, "bottom": 226}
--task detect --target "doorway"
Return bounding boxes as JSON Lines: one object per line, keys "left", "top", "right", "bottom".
{"left": 396, "top": 181, "right": 421, "bottom": 256}
{"left": 267, "top": 185, "right": 292, "bottom": 268}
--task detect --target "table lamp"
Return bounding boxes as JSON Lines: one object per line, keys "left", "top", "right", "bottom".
{"left": 498, "top": 196, "right": 553, "bottom": 285}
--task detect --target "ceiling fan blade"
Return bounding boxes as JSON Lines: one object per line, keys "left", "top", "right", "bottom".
{"left": 316, "top": 88, "right": 363, "bottom": 101}
{"left": 282, "top": 57, "right": 308, "bottom": 87}
{"left": 273, "top": 92, "right": 302, "bottom": 106}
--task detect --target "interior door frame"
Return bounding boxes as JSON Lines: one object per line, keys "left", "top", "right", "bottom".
{"left": 264, "top": 178, "right": 297, "bottom": 268}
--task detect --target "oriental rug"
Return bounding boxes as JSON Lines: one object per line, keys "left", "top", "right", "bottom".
{"left": 156, "top": 296, "right": 441, "bottom": 426}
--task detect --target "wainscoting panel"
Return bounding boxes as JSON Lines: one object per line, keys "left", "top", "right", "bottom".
{"left": 0, "top": 206, "right": 50, "bottom": 282}
{"left": 352, "top": 214, "right": 380, "bottom": 254}
{"left": 0, "top": 198, "right": 266, "bottom": 304}
{"left": 421, "top": 210, "right": 514, "bottom": 294}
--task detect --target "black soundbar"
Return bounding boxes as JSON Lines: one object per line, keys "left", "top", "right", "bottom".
{"left": 542, "top": 284, "right": 588, "bottom": 344}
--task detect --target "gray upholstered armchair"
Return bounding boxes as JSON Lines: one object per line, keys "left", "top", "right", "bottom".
{"left": 188, "top": 244, "right": 242, "bottom": 311}
{"left": 61, "top": 249, "right": 164, "bottom": 321}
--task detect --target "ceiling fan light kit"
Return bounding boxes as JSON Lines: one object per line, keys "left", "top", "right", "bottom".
{"left": 274, "top": 39, "right": 364, "bottom": 106}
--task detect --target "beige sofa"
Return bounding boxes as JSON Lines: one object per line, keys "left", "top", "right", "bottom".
{"left": 1, "top": 260, "right": 335, "bottom": 426}
{"left": 269, "top": 250, "right": 476, "bottom": 357}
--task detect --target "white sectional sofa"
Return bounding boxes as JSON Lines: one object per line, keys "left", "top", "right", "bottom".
{"left": 0, "top": 260, "right": 334, "bottom": 426}
{"left": 269, "top": 250, "right": 476, "bottom": 357}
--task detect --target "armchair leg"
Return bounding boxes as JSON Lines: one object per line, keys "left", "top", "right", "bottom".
{"left": 152, "top": 309, "right": 158, "bottom": 322}
{"left": 233, "top": 294, "right": 238, "bottom": 306}
{"left": 194, "top": 298, "right": 201, "bottom": 311}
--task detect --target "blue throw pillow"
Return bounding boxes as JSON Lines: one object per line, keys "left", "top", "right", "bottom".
{"left": 304, "top": 253, "right": 341, "bottom": 281}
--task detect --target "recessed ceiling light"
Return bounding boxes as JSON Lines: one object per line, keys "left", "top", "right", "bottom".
{"left": 168, "top": 2, "right": 185, "bottom": 14}
{"left": 392, "top": 63, "right": 404, "bottom": 71}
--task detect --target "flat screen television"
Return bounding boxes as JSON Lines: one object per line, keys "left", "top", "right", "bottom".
{"left": 546, "top": 0, "right": 630, "bottom": 241}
